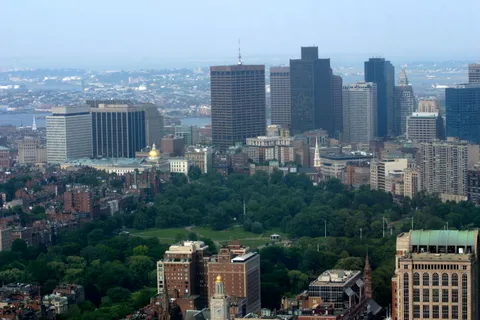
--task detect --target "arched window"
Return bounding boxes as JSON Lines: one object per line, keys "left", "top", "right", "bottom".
{"left": 423, "top": 273, "right": 429, "bottom": 286}
{"left": 404, "top": 273, "right": 410, "bottom": 320}
{"left": 413, "top": 272, "right": 420, "bottom": 286}
{"left": 432, "top": 273, "right": 439, "bottom": 286}
{"left": 462, "top": 273, "right": 468, "bottom": 320}
{"left": 442, "top": 273, "right": 449, "bottom": 286}
{"left": 452, "top": 273, "right": 458, "bottom": 286}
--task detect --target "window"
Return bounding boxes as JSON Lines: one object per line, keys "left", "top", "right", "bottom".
{"left": 413, "top": 289, "right": 420, "bottom": 302}
{"left": 432, "top": 272, "right": 439, "bottom": 286}
{"left": 442, "top": 306, "right": 449, "bottom": 319}
{"left": 423, "top": 288, "right": 429, "bottom": 302}
{"left": 403, "top": 273, "right": 409, "bottom": 320}
{"left": 452, "top": 289, "right": 458, "bottom": 302}
{"left": 413, "top": 272, "right": 420, "bottom": 285}
{"left": 442, "top": 289, "right": 449, "bottom": 302}
{"left": 423, "top": 273, "right": 429, "bottom": 286}
{"left": 413, "top": 305, "right": 420, "bottom": 318}
{"left": 442, "top": 273, "right": 449, "bottom": 286}
{"left": 452, "top": 273, "right": 458, "bottom": 286}
{"left": 433, "top": 305, "right": 439, "bottom": 319}
{"left": 423, "top": 305, "right": 430, "bottom": 318}
{"left": 433, "top": 289, "right": 439, "bottom": 302}
{"left": 452, "top": 305, "right": 458, "bottom": 319}
{"left": 462, "top": 273, "right": 468, "bottom": 320}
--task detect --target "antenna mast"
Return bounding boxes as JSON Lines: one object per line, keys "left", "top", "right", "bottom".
{"left": 238, "top": 39, "right": 243, "bottom": 65}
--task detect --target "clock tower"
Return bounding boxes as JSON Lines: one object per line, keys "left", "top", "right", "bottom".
{"left": 210, "top": 275, "right": 230, "bottom": 320}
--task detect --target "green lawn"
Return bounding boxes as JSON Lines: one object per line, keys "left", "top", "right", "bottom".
{"left": 129, "top": 228, "right": 188, "bottom": 241}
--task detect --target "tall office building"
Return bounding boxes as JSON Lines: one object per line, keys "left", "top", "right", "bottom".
{"left": 417, "top": 99, "right": 440, "bottom": 113}
{"left": 175, "top": 125, "right": 199, "bottom": 146}
{"left": 91, "top": 103, "right": 163, "bottom": 158}
{"left": 468, "top": 63, "right": 480, "bottom": 83}
{"left": 370, "top": 158, "right": 408, "bottom": 191}
{"left": 342, "top": 82, "right": 377, "bottom": 143}
{"left": 210, "top": 64, "right": 266, "bottom": 151}
{"left": 365, "top": 58, "right": 395, "bottom": 137}
{"left": 392, "top": 230, "right": 479, "bottom": 320}
{"left": 270, "top": 67, "right": 291, "bottom": 129}
{"left": 18, "top": 137, "right": 47, "bottom": 164}
{"left": 445, "top": 84, "right": 480, "bottom": 143}
{"left": 419, "top": 142, "right": 479, "bottom": 196}
{"left": 332, "top": 75, "right": 343, "bottom": 136}
{"left": 46, "top": 106, "right": 92, "bottom": 163}
{"left": 85, "top": 99, "right": 133, "bottom": 108}
{"left": 406, "top": 112, "right": 445, "bottom": 142}
{"left": 394, "top": 68, "right": 416, "bottom": 135}
{"left": 290, "top": 47, "right": 333, "bottom": 135}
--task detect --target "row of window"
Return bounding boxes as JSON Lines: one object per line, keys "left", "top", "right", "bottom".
{"left": 413, "top": 272, "right": 461, "bottom": 286}
{"left": 413, "top": 305, "right": 457, "bottom": 319}
{"left": 407, "top": 263, "right": 467, "bottom": 270}
{"left": 413, "top": 288, "right": 458, "bottom": 302}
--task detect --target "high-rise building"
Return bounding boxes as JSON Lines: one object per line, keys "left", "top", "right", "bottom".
{"left": 364, "top": 58, "right": 395, "bottom": 137}
{"left": 467, "top": 166, "right": 480, "bottom": 205}
{"left": 370, "top": 158, "right": 408, "bottom": 191}
{"left": 161, "top": 134, "right": 184, "bottom": 156}
{"left": 210, "top": 64, "right": 266, "bottom": 151}
{"left": 445, "top": 84, "right": 480, "bottom": 143}
{"left": 342, "top": 82, "right": 377, "bottom": 143}
{"left": 175, "top": 125, "right": 199, "bottom": 146}
{"left": 0, "top": 228, "right": 12, "bottom": 251}
{"left": 404, "top": 168, "right": 421, "bottom": 199}
{"left": 332, "top": 74, "right": 343, "bottom": 136}
{"left": 468, "top": 63, "right": 480, "bottom": 83}
{"left": 290, "top": 47, "right": 333, "bottom": 135}
{"left": 394, "top": 68, "right": 416, "bottom": 135}
{"left": 406, "top": 112, "right": 445, "bottom": 143}
{"left": 91, "top": 103, "right": 163, "bottom": 158}
{"left": 207, "top": 246, "right": 261, "bottom": 314}
{"left": 18, "top": 137, "right": 47, "bottom": 164}
{"left": 270, "top": 67, "right": 291, "bottom": 129}
{"left": 46, "top": 106, "right": 92, "bottom": 163}
{"left": 417, "top": 99, "right": 440, "bottom": 113}
{"left": 419, "top": 142, "right": 479, "bottom": 196}
{"left": 392, "top": 230, "right": 479, "bottom": 320}
{"left": 85, "top": 99, "right": 133, "bottom": 108}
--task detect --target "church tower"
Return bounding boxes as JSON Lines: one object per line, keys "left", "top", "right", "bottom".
{"left": 210, "top": 275, "right": 230, "bottom": 320}
{"left": 363, "top": 253, "right": 373, "bottom": 299}
{"left": 313, "top": 136, "right": 321, "bottom": 170}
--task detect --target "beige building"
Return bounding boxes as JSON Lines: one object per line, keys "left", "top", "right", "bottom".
{"left": 370, "top": 158, "right": 408, "bottom": 191}
{"left": 419, "top": 142, "right": 479, "bottom": 196}
{"left": 417, "top": 100, "right": 440, "bottom": 113}
{"left": 392, "top": 230, "right": 479, "bottom": 320}
{"left": 18, "top": 137, "right": 47, "bottom": 164}
{"left": 404, "top": 168, "right": 421, "bottom": 199}
{"left": 184, "top": 146, "right": 212, "bottom": 174}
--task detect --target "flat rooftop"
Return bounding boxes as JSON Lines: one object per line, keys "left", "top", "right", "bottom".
{"left": 310, "top": 270, "right": 361, "bottom": 287}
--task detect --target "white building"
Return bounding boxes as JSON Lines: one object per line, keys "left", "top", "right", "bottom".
{"left": 169, "top": 158, "right": 192, "bottom": 175}
{"left": 46, "top": 106, "right": 92, "bottom": 163}
{"left": 342, "top": 82, "right": 377, "bottom": 143}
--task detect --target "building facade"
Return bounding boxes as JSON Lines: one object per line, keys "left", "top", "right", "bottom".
{"left": 468, "top": 63, "right": 480, "bottom": 83}
{"left": 270, "top": 67, "right": 291, "bottom": 129}
{"left": 417, "top": 100, "right": 440, "bottom": 113}
{"left": 175, "top": 125, "right": 199, "bottom": 146}
{"left": 161, "top": 134, "right": 184, "bottom": 156}
{"left": 0, "top": 228, "right": 12, "bottom": 251}
{"left": 184, "top": 146, "right": 212, "bottom": 174}
{"left": 332, "top": 74, "right": 343, "bottom": 137}
{"left": 0, "top": 147, "right": 10, "bottom": 168}
{"left": 394, "top": 69, "right": 416, "bottom": 136}
{"left": 406, "top": 112, "right": 445, "bottom": 143}
{"left": 18, "top": 137, "right": 46, "bottom": 164}
{"left": 46, "top": 106, "right": 92, "bottom": 163}
{"left": 342, "top": 82, "right": 377, "bottom": 143}
{"left": 364, "top": 58, "right": 395, "bottom": 137}
{"left": 392, "top": 230, "right": 479, "bottom": 320}
{"left": 404, "top": 168, "right": 421, "bottom": 199}
{"left": 210, "top": 64, "right": 266, "bottom": 151}
{"left": 419, "top": 142, "right": 479, "bottom": 196}
{"left": 290, "top": 47, "right": 333, "bottom": 135}
{"left": 370, "top": 158, "right": 408, "bottom": 192}
{"left": 445, "top": 84, "right": 480, "bottom": 143}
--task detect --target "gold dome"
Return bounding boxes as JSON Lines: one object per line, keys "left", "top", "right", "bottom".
{"left": 149, "top": 144, "right": 159, "bottom": 158}
{"left": 216, "top": 275, "right": 223, "bottom": 283}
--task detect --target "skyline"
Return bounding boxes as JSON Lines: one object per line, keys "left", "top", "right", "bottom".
{"left": 2, "top": 0, "right": 480, "bottom": 69}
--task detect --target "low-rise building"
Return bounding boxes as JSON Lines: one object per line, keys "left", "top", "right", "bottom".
{"left": 184, "top": 146, "right": 212, "bottom": 173}
{"left": 169, "top": 158, "right": 192, "bottom": 175}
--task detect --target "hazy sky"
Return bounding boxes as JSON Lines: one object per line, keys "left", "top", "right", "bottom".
{"left": 2, "top": 0, "right": 480, "bottom": 68}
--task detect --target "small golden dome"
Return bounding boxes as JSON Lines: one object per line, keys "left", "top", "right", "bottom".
{"left": 149, "top": 144, "right": 159, "bottom": 158}
{"left": 216, "top": 275, "right": 223, "bottom": 283}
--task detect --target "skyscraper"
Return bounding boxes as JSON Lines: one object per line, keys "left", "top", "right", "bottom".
{"left": 270, "top": 66, "right": 291, "bottom": 129}
{"left": 468, "top": 63, "right": 480, "bottom": 83}
{"left": 406, "top": 112, "right": 445, "bottom": 142}
{"left": 91, "top": 103, "right": 163, "bottom": 158}
{"left": 290, "top": 47, "right": 333, "bottom": 135}
{"left": 445, "top": 84, "right": 480, "bottom": 143}
{"left": 364, "top": 58, "right": 395, "bottom": 137}
{"left": 46, "top": 106, "right": 92, "bottom": 163}
{"left": 419, "top": 142, "right": 479, "bottom": 196}
{"left": 394, "top": 68, "right": 416, "bottom": 135}
{"left": 210, "top": 64, "right": 266, "bottom": 151}
{"left": 342, "top": 82, "right": 377, "bottom": 143}
{"left": 392, "top": 230, "right": 480, "bottom": 320}
{"left": 332, "top": 74, "right": 343, "bottom": 136}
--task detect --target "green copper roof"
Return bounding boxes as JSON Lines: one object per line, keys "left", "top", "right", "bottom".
{"left": 410, "top": 230, "right": 478, "bottom": 248}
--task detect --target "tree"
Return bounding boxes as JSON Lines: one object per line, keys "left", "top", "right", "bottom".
{"left": 133, "top": 245, "right": 149, "bottom": 256}
{"left": 11, "top": 239, "right": 28, "bottom": 256}
{"left": 188, "top": 166, "right": 202, "bottom": 181}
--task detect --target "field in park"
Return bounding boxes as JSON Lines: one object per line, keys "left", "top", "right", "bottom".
{"left": 129, "top": 226, "right": 288, "bottom": 248}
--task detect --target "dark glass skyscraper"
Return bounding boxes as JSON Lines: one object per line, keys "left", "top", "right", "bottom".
{"left": 332, "top": 74, "right": 343, "bottom": 136}
{"left": 364, "top": 58, "right": 395, "bottom": 137}
{"left": 446, "top": 84, "right": 480, "bottom": 143}
{"left": 210, "top": 64, "right": 266, "bottom": 151}
{"left": 290, "top": 47, "right": 333, "bottom": 135}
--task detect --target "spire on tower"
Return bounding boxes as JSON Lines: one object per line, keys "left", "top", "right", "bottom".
{"left": 398, "top": 67, "right": 409, "bottom": 86}
{"left": 313, "top": 136, "right": 321, "bottom": 170}
{"left": 363, "top": 252, "right": 373, "bottom": 299}
{"left": 32, "top": 116, "right": 37, "bottom": 131}
{"left": 237, "top": 39, "right": 243, "bottom": 65}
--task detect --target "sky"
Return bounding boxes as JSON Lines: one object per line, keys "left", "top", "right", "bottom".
{"left": 1, "top": 0, "right": 480, "bottom": 69}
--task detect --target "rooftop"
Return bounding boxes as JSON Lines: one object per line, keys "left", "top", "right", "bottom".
{"left": 406, "top": 253, "right": 473, "bottom": 262}
{"left": 410, "top": 112, "right": 439, "bottom": 117}
{"left": 310, "top": 270, "right": 361, "bottom": 286}
{"left": 320, "top": 153, "right": 372, "bottom": 161}
{"left": 410, "top": 230, "right": 478, "bottom": 248}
